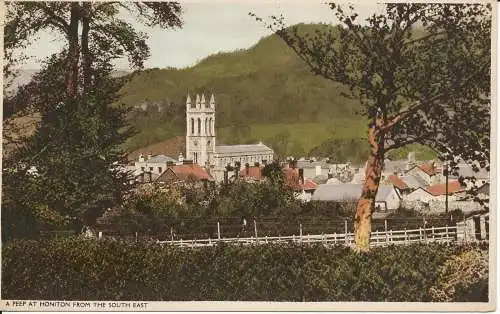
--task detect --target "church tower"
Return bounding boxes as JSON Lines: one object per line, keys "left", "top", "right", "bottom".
{"left": 185, "top": 93, "right": 216, "bottom": 167}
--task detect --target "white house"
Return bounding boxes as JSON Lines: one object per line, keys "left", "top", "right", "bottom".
{"left": 311, "top": 184, "right": 401, "bottom": 211}
{"left": 133, "top": 153, "right": 178, "bottom": 179}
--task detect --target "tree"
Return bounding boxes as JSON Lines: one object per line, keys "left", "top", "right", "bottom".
{"left": 253, "top": 3, "right": 491, "bottom": 250}
{"left": 2, "top": 2, "right": 184, "bottom": 238}
{"left": 2, "top": 56, "right": 134, "bottom": 235}
{"left": 4, "top": 1, "right": 183, "bottom": 106}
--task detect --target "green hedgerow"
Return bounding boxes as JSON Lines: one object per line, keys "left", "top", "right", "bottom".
{"left": 2, "top": 239, "right": 488, "bottom": 302}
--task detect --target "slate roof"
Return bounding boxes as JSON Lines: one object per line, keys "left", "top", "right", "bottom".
{"left": 452, "top": 164, "right": 490, "bottom": 179}
{"left": 401, "top": 175, "right": 428, "bottom": 189}
{"left": 147, "top": 154, "right": 177, "bottom": 163}
{"left": 383, "top": 160, "right": 409, "bottom": 174}
{"left": 296, "top": 160, "right": 331, "bottom": 169}
{"left": 311, "top": 184, "right": 397, "bottom": 202}
{"left": 215, "top": 143, "right": 273, "bottom": 154}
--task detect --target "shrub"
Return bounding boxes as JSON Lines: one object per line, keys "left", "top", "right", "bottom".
{"left": 2, "top": 239, "right": 489, "bottom": 301}
{"left": 429, "top": 248, "right": 489, "bottom": 302}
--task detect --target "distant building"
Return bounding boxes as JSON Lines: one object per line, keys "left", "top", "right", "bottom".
{"left": 311, "top": 184, "right": 401, "bottom": 211}
{"left": 185, "top": 93, "right": 274, "bottom": 182}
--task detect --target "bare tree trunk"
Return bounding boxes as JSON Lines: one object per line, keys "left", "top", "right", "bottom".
{"left": 66, "top": 2, "right": 81, "bottom": 99}
{"left": 354, "top": 124, "right": 384, "bottom": 251}
{"left": 81, "top": 2, "right": 91, "bottom": 94}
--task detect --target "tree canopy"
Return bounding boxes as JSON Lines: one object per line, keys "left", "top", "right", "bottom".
{"left": 253, "top": 3, "right": 491, "bottom": 250}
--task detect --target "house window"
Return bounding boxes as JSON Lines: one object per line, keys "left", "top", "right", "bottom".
{"left": 141, "top": 167, "right": 145, "bottom": 172}
{"left": 158, "top": 167, "right": 162, "bottom": 174}
{"left": 149, "top": 167, "right": 153, "bottom": 172}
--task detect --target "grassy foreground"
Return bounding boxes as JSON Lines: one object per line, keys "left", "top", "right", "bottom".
{"left": 3, "top": 239, "right": 488, "bottom": 302}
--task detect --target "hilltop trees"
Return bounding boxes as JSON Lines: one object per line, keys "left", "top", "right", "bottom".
{"left": 4, "top": 1, "right": 183, "bottom": 111}
{"left": 254, "top": 3, "right": 491, "bottom": 250}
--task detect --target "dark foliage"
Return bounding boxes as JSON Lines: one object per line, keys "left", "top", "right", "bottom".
{"left": 2, "top": 239, "right": 488, "bottom": 301}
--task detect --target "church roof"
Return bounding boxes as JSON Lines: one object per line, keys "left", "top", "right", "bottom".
{"left": 147, "top": 154, "right": 177, "bottom": 163}
{"left": 215, "top": 143, "right": 273, "bottom": 154}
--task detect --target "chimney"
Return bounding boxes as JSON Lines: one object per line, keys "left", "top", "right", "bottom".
{"left": 299, "top": 168, "right": 304, "bottom": 185}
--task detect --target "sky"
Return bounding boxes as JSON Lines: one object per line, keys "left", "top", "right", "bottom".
{"left": 19, "top": 1, "right": 385, "bottom": 70}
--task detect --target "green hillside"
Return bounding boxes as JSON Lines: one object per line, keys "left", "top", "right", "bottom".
{"left": 119, "top": 23, "right": 435, "bottom": 161}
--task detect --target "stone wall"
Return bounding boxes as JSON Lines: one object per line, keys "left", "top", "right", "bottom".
{"left": 401, "top": 199, "right": 484, "bottom": 214}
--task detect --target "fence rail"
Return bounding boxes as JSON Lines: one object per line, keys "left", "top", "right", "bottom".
{"left": 155, "top": 225, "right": 469, "bottom": 248}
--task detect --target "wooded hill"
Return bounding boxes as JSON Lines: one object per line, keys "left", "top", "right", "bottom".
{"left": 119, "top": 23, "right": 434, "bottom": 162}
{"left": 5, "top": 24, "right": 434, "bottom": 163}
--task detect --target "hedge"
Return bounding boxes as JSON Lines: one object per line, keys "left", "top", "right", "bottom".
{"left": 2, "top": 239, "right": 488, "bottom": 301}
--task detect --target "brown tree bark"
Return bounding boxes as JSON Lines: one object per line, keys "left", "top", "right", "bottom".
{"left": 354, "top": 119, "right": 386, "bottom": 251}
{"left": 66, "top": 2, "right": 81, "bottom": 99}
{"left": 81, "top": 2, "right": 91, "bottom": 94}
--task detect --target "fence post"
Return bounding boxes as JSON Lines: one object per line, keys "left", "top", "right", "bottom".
{"left": 180, "top": 239, "right": 183, "bottom": 247}
{"left": 209, "top": 237, "right": 212, "bottom": 245}
{"left": 217, "top": 221, "right": 221, "bottom": 240}
{"left": 404, "top": 228, "right": 408, "bottom": 245}
{"left": 445, "top": 225, "right": 449, "bottom": 242}
{"left": 98, "top": 231, "right": 102, "bottom": 239}
{"left": 322, "top": 233, "right": 325, "bottom": 245}
{"left": 135, "top": 232, "right": 138, "bottom": 242}
{"left": 170, "top": 227, "right": 174, "bottom": 244}
{"left": 299, "top": 224, "right": 303, "bottom": 244}
{"left": 432, "top": 226, "right": 435, "bottom": 241}
{"left": 265, "top": 236, "right": 268, "bottom": 244}
{"left": 344, "top": 220, "right": 348, "bottom": 244}
{"left": 254, "top": 219, "right": 258, "bottom": 240}
{"left": 384, "top": 220, "right": 388, "bottom": 244}
{"left": 419, "top": 227, "right": 423, "bottom": 242}
{"left": 464, "top": 222, "right": 468, "bottom": 243}
{"left": 334, "top": 232, "right": 337, "bottom": 244}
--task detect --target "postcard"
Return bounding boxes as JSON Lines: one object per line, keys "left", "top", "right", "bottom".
{"left": 1, "top": 0, "right": 496, "bottom": 311}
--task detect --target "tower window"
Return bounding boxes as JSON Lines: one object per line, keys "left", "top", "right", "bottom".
{"left": 198, "top": 118, "right": 201, "bottom": 135}
{"left": 191, "top": 118, "right": 195, "bottom": 135}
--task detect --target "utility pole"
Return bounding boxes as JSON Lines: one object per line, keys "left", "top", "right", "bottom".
{"left": 445, "top": 161, "right": 449, "bottom": 214}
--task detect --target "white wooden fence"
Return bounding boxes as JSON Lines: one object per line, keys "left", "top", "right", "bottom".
{"left": 156, "top": 225, "right": 471, "bottom": 248}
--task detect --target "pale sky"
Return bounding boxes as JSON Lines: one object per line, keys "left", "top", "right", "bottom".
{"left": 19, "top": 1, "right": 385, "bottom": 70}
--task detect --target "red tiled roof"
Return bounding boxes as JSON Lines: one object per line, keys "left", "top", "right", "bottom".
{"left": 419, "top": 163, "right": 441, "bottom": 176}
{"left": 426, "top": 180, "right": 464, "bottom": 196}
{"left": 302, "top": 180, "right": 318, "bottom": 190}
{"left": 239, "top": 166, "right": 264, "bottom": 181}
{"left": 170, "top": 164, "right": 213, "bottom": 181}
{"left": 387, "top": 174, "right": 408, "bottom": 190}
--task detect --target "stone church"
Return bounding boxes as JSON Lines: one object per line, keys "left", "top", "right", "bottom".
{"left": 185, "top": 93, "right": 274, "bottom": 181}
